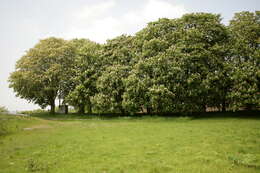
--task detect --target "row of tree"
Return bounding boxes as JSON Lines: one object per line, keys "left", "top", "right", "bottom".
{"left": 9, "top": 11, "right": 259, "bottom": 114}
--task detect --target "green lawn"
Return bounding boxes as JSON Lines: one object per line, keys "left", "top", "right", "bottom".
{"left": 0, "top": 113, "right": 260, "bottom": 173}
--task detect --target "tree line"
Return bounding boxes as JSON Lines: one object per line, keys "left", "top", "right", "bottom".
{"left": 9, "top": 11, "right": 260, "bottom": 114}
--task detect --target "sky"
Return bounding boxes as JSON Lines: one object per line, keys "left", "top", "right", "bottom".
{"left": 0, "top": 0, "right": 259, "bottom": 111}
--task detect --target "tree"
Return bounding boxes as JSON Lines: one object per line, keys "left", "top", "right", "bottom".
{"left": 65, "top": 39, "right": 101, "bottom": 114}
{"left": 124, "top": 14, "right": 230, "bottom": 113}
{"left": 9, "top": 11, "right": 259, "bottom": 115}
{"left": 123, "top": 55, "right": 178, "bottom": 114}
{"left": 163, "top": 13, "right": 231, "bottom": 112}
{"left": 95, "top": 65, "right": 130, "bottom": 113}
{"left": 228, "top": 11, "right": 260, "bottom": 110}
{"left": 123, "top": 18, "right": 180, "bottom": 114}
{"left": 9, "top": 37, "right": 75, "bottom": 114}
{"left": 94, "top": 35, "right": 135, "bottom": 113}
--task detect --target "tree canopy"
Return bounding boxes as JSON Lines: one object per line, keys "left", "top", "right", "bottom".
{"left": 9, "top": 11, "right": 260, "bottom": 114}
{"left": 9, "top": 37, "right": 76, "bottom": 114}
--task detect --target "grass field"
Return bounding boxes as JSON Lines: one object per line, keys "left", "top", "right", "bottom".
{"left": 0, "top": 113, "right": 260, "bottom": 173}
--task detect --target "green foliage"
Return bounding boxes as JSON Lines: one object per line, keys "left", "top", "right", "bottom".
{"left": 123, "top": 18, "right": 180, "bottom": 113}
{"left": 124, "top": 13, "right": 234, "bottom": 113}
{"left": 19, "top": 109, "right": 48, "bottom": 115}
{"left": 228, "top": 11, "right": 260, "bottom": 110}
{"left": 9, "top": 37, "right": 76, "bottom": 114}
{"left": 9, "top": 11, "right": 260, "bottom": 115}
{"left": 95, "top": 65, "right": 130, "bottom": 113}
{"left": 168, "top": 13, "right": 231, "bottom": 112}
{"left": 94, "top": 35, "right": 135, "bottom": 113}
{"left": 65, "top": 39, "right": 101, "bottom": 114}
{"left": 0, "top": 106, "right": 8, "bottom": 113}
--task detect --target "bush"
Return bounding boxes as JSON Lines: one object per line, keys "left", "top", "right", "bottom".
{"left": 19, "top": 109, "right": 48, "bottom": 115}
{"left": 0, "top": 106, "right": 8, "bottom": 113}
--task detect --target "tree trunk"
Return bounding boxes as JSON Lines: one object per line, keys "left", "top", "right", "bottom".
{"left": 87, "top": 104, "right": 92, "bottom": 114}
{"left": 222, "top": 88, "right": 228, "bottom": 112}
{"left": 119, "top": 105, "right": 125, "bottom": 115}
{"left": 147, "top": 106, "right": 152, "bottom": 115}
{"left": 50, "top": 99, "right": 55, "bottom": 114}
{"left": 86, "top": 97, "right": 92, "bottom": 114}
{"left": 78, "top": 104, "right": 85, "bottom": 114}
{"left": 245, "top": 104, "right": 253, "bottom": 111}
{"left": 222, "top": 100, "right": 226, "bottom": 112}
{"left": 202, "top": 104, "right": 207, "bottom": 112}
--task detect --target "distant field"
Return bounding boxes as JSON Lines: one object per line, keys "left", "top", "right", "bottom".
{"left": 0, "top": 113, "right": 260, "bottom": 173}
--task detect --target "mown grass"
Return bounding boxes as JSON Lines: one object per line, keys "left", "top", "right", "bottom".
{"left": 0, "top": 113, "right": 260, "bottom": 173}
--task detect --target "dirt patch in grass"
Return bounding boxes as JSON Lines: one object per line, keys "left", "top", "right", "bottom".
{"left": 23, "top": 124, "right": 52, "bottom": 131}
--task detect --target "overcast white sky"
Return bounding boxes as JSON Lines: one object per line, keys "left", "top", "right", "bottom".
{"left": 0, "top": 0, "right": 259, "bottom": 111}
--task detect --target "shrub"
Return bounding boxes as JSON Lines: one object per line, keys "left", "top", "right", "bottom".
{"left": 0, "top": 106, "right": 8, "bottom": 113}
{"left": 19, "top": 109, "right": 48, "bottom": 115}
